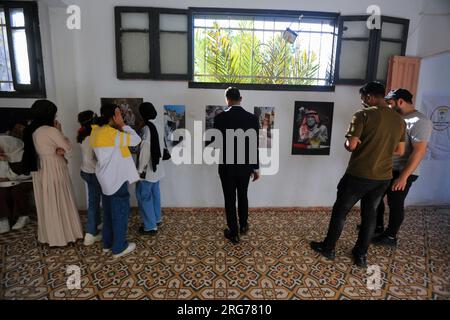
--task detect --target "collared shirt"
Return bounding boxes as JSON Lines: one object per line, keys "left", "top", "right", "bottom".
{"left": 90, "top": 125, "right": 141, "bottom": 195}
{"left": 345, "top": 105, "right": 406, "bottom": 180}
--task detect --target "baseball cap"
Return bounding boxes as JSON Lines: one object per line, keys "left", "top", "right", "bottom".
{"left": 385, "top": 88, "right": 413, "bottom": 102}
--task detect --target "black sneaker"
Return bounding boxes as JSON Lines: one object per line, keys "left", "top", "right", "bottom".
{"left": 224, "top": 229, "right": 239, "bottom": 244}
{"left": 372, "top": 233, "right": 397, "bottom": 247}
{"left": 138, "top": 226, "right": 157, "bottom": 236}
{"left": 353, "top": 254, "right": 367, "bottom": 268}
{"left": 310, "top": 241, "right": 336, "bottom": 260}
{"left": 240, "top": 224, "right": 249, "bottom": 235}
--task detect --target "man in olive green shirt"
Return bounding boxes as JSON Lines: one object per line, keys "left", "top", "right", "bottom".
{"left": 311, "top": 82, "right": 406, "bottom": 268}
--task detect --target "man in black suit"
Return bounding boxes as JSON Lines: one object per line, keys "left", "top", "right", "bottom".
{"left": 213, "top": 87, "right": 260, "bottom": 244}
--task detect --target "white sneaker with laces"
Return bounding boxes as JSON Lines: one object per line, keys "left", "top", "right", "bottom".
{"left": 12, "top": 216, "right": 30, "bottom": 230}
{"left": 0, "top": 219, "right": 10, "bottom": 234}
{"left": 83, "top": 233, "right": 102, "bottom": 246}
{"left": 113, "top": 242, "right": 136, "bottom": 259}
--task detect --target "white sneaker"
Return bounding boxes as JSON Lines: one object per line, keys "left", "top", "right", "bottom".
{"left": 102, "top": 248, "right": 111, "bottom": 254}
{"left": 0, "top": 219, "right": 10, "bottom": 234}
{"left": 113, "top": 242, "right": 136, "bottom": 259}
{"left": 12, "top": 216, "right": 30, "bottom": 230}
{"left": 83, "top": 233, "right": 102, "bottom": 246}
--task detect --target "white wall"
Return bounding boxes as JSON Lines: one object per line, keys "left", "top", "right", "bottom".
{"left": 415, "top": 0, "right": 450, "bottom": 58}
{"left": 408, "top": 51, "right": 450, "bottom": 205}
{"left": 4, "top": 0, "right": 449, "bottom": 209}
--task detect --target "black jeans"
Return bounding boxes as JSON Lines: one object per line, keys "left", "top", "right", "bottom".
{"left": 376, "top": 171, "right": 418, "bottom": 238}
{"left": 323, "top": 174, "right": 390, "bottom": 256}
{"left": 219, "top": 173, "right": 251, "bottom": 236}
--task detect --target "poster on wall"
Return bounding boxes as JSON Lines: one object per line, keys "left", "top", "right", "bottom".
{"left": 291, "top": 101, "right": 334, "bottom": 155}
{"left": 100, "top": 98, "right": 144, "bottom": 131}
{"left": 422, "top": 95, "right": 450, "bottom": 160}
{"left": 164, "top": 105, "right": 186, "bottom": 150}
{"left": 254, "top": 107, "right": 275, "bottom": 148}
{"left": 205, "top": 105, "right": 226, "bottom": 146}
{"left": 101, "top": 98, "right": 144, "bottom": 154}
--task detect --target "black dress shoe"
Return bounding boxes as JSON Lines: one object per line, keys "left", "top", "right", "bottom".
{"left": 224, "top": 229, "right": 239, "bottom": 244}
{"left": 139, "top": 226, "right": 157, "bottom": 235}
{"left": 353, "top": 254, "right": 367, "bottom": 268}
{"left": 240, "top": 224, "right": 249, "bottom": 235}
{"left": 372, "top": 233, "right": 397, "bottom": 247}
{"left": 310, "top": 241, "right": 335, "bottom": 260}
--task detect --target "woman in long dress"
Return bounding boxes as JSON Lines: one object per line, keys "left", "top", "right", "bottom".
{"left": 24, "top": 100, "right": 83, "bottom": 246}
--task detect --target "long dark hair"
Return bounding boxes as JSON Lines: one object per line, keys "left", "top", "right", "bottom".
{"left": 22, "top": 100, "right": 58, "bottom": 174}
{"left": 77, "top": 110, "right": 97, "bottom": 143}
{"left": 97, "top": 103, "right": 119, "bottom": 126}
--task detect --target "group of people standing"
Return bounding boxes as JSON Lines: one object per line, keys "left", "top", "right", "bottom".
{"left": 77, "top": 102, "right": 168, "bottom": 258}
{"left": 0, "top": 100, "right": 166, "bottom": 259}
{"left": 0, "top": 83, "right": 432, "bottom": 267}
{"left": 310, "top": 82, "right": 432, "bottom": 267}
{"left": 210, "top": 84, "right": 432, "bottom": 268}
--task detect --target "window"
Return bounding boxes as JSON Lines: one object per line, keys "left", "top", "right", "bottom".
{"left": 189, "top": 8, "right": 338, "bottom": 91}
{"left": 0, "top": 1, "right": 45, "bottom": 98}
{"left": 115, "top": 7, "right": 189, "bottom": 80}
{"left": 334, "top": 15, "right": 409, "bottom": 84}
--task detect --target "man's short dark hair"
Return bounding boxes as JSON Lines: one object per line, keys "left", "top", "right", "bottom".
{"left": 225, "top": 87, "right": 241, "bottom": 101}
{"left": 359, "top": 81, "right": 386, "bottom": 97}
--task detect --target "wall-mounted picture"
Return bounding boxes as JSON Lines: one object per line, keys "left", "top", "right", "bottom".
{"left": 254, "top": 106, "right": 275, "bottom": 148}
{"left": 100, "top": 98, "right": 144, "bottom": 131}
{"left": 422, "top": 95, "right": 450, "bottom": 160}
{"left": 291, "top": 101, "right": 334, "bottom": 155}
{"left": 164, "top": 105, "right": 186, "bottom": 150}
{"left": 205, "top": 105, "right": 226, "bottom": 146}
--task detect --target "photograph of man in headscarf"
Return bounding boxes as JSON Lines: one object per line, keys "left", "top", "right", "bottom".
{"left": 291, "top": 101, "right": 334, "bottom": 155}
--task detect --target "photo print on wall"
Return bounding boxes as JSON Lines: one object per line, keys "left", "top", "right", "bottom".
{"left": 291, "top": 101, "right": 334, "bottom": 155}
{"left": 100, "top": 98, "right": 144, "bottom": 131}
{"left": 205, "top": 105, "right": 226, "bottom": 146}
{"left": 101, "top": 98, "right": 144, "bottom": 154}
{"left": 164, "top": 105, "right": 186, "bottom": 150}
{"left": 254, "top": 106, "right": 275, "bottom": 149}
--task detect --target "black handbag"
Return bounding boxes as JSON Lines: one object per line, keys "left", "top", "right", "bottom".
{"left": 162, "top": 137, "right": 171, "bottom": 160}
{"left": 162, "top": 148, "right": 171, "bottom": 161}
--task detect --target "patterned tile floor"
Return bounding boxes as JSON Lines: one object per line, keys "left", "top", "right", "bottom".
{"left": 0, "top": 207, "right": 449, "bottom": 300}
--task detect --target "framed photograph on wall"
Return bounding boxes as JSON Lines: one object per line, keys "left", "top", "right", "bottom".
{"left": 291, "top": 101, "right": 334, "bottom": 155}
{"left": 422, "top": 95, "right": 450, "bottom": 160}
{"left": 205, "top": 105, "right": 226, "bottom": 146}
{"left": 100, "top": 98, "right": 144, "bottom": 131}
{"left": 164, "top": 105, "right": 186, "bottom": 150}
{"left": 254, "top": 106, "right": 275, "bottom": 149}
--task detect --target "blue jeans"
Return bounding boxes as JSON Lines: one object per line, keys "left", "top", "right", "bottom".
{"left": 136, "top": 180, "right": 161, "bottom": 231}
{"left": 80, "top": 171, "right": 102, "bottom": 236}
{"left": 102, "top": 182, "right": 130, "bottom": 254}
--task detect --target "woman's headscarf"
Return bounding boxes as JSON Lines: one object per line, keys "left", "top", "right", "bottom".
{"left": 22, "top": 100, "right": 58, "bottom": 174}
{"left": 139, "top": 102, "right": 161, "bottom": 172}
